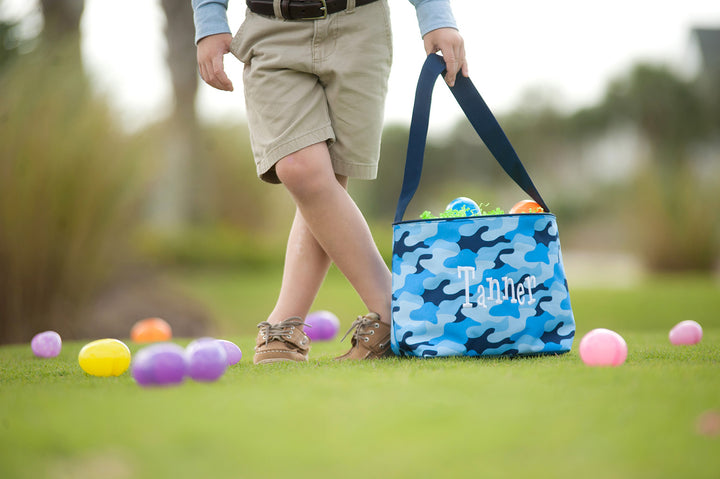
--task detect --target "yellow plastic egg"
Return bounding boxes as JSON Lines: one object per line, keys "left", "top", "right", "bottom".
{"left": 78, "top": 339, "right": 131, "bottom": 377}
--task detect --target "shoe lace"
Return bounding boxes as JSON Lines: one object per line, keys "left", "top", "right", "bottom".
{"left": 257, "top": 317, "right": 308, "bottom": 346}
{"left": 340, "top": 315, "right": 378, "bottom": 344}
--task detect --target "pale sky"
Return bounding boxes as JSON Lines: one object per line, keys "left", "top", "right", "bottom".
{"left": 3, "top": 0, "right": 719, "bottom": 133}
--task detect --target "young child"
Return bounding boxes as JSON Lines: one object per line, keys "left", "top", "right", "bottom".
{"left": 192, "top": 0, "right": 468, "bottom": 363}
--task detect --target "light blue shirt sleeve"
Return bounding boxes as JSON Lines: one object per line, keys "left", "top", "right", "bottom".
{"left": 408, "top": 0, "right": 458, "bottom": 37}
{"left": 192, "top": 0, "right": 231, "bottom": 44}
{"left": 191, "top": 0, "right": 458, "bottom": 44}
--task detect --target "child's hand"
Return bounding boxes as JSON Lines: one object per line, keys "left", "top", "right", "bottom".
{"left": 197, "top": 33, "right": 234, "bottom": 92}
{"left": 422, "top": 28, "right": 468, "bottom": 87}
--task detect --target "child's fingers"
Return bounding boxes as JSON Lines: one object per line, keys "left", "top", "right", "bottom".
{"left": 211, "top": 56, "right": 234, "bottom": 91}
{"left": 422, "top": 28, "right": 468, "bottom": 87}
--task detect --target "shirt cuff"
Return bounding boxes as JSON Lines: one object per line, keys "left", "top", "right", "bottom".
{"left": 193, "top": 1, "right": 232, "bottom": 44}
{"left": 413, "top": 0, "right": 458, "bottom": 37}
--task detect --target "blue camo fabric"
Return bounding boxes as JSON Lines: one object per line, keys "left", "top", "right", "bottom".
{"left": 391, "top": 213, "right": 575, "bottom": 357}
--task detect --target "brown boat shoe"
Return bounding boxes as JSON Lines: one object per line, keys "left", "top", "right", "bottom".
{"left": 335, "top": 312, "right": 393, "bottom": 361}
{"left": 254, "top": 317, "right": 311, "bottom": 364}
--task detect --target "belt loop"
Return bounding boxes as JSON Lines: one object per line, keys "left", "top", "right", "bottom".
{"left": 272, "top": 0, "right": 283, "bottom": 19}
{"left": 281, "top": 0, "right": 292, "bottom": 19}
{"left": 346, "top": 0, "right": 356, "bottom": 13}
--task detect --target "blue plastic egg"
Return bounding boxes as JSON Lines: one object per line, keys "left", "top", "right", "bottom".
{"left": 446, "top": 197, "right": 480, "bottom": 216}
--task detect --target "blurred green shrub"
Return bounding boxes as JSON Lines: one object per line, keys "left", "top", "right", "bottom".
{"left": 137, "top": 225, "right": 284, "bottom": 270}
{"left": 194, "top": 124, "right": 293, "bottom": 233}
{"left": 627, "top": 165, "right": 719, "bottom": 272}
{"left": 0, "top": 46, "right": 151, "bottom": 343}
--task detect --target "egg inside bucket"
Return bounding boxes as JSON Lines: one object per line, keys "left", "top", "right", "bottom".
{"left": 510, "top": 199, "right": 544, "bottom": 214}
{"left": 446, "top": 197, "right": 480, "bottom": 216}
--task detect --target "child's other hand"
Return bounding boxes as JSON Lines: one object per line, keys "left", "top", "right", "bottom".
{"left": 197, "top": 33, "right": 234, "bottom": 91}
{"left": 422, "top": 28, "right": 468, "bottom": 87}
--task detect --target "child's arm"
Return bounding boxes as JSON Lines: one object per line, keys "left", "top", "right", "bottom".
{"left": 192, "top": 0, "right": 233, "bottom": 91}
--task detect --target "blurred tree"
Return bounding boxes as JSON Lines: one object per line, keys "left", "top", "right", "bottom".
{"left": 0, "top": 45, "right": 150, "bottom": 344}
{"left": 147, "top": 0, "right": 204, "bottom": 230}
{"left": 39, "top": 0, "right": 83, "bottom": 41}
{"left": 603, "top": 64, "right": 708, "bottom": 170}
{"left": 573, "top": 63, "right": 718, "bottom": 271}
{"left": 692, "top": 28, "right": 720, "bottom": 130}
{"left": 0, "top": 19, "right": 20, "bottom": 67}
{"left": 161, "top": 0, "right": 197, "bottom": 126}
{"left": 39, "top": 0, "right": 84, "bottom": 72}
{"left": 0, "top": 0, "right": 219, "bottom": 344}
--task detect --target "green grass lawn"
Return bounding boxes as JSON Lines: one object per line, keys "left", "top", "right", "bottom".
{"left": 1, "top": 272, "right": 719, "bottom": 479}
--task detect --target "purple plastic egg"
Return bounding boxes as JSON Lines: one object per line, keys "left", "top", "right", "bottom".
{"left": 131, "top": 343, "right": 187, "bottom": 387}
{"left": 31, "top": 331, "right": 62, "bottom": 358}
{"left": 186, "top": 339, "right": 227, "bottom": 382}
{"left": 305, "top": 310, "right": 341, "bottom": 341}
{"left": 217, "top": 339, "right": 242, "bottom": 365}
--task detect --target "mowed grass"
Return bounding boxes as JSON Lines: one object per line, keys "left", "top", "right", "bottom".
{"left": 1, "top": 272, "right": 719, "bottom": 479}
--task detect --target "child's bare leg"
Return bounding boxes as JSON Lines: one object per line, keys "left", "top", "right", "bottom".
{"left": 274, "top": 142, "right": 392, "bottom": 325}
{"left": 267, "top": 185, "right": 342, "bottom": 324}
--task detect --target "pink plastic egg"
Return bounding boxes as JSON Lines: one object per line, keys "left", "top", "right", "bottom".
{"left": 578, "top": 328, "right": 627, "bottom": 367}
{"left": 669, "top": 320, "right": 702, "bottom": 345}
{"left": 31, "top": 330, "right": 62, "bottom": 358}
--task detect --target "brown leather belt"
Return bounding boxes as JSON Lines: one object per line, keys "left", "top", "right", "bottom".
{"left": 246, "top": 0, "right": 379, "bottom": 20}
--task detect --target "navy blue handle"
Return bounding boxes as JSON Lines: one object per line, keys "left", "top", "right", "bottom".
{"left": 394, "top": 54, "right": 549, "bottom": 223}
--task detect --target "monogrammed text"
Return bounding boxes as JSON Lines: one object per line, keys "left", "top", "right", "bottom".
{"left": 457, "top": 266, "right": 537, "bottom": 309}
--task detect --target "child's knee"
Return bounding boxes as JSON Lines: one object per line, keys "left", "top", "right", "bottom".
{"left": 275, "top": 145, "right": 332, "bottom": 196}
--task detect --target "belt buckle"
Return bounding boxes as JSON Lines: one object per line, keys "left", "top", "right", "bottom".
{"left": 304, "top": 0, "right": 327, "bottom": 20}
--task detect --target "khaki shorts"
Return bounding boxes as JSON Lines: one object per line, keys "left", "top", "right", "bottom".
{"left": 230, "top": 0, "right": 393, "bottom": 183}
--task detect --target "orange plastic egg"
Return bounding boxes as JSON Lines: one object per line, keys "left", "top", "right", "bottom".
{"left": 510, "top": 199, "right": 544, "bottom": 214}
{"left": 130, "top": 317, "right": 172, "bottom": 343}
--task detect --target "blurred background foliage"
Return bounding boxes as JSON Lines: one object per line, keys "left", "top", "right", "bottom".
{"left": 0, "top": 1, "right": 718, "bottom": 343}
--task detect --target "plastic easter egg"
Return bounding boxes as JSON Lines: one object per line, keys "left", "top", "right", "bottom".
{"left": 669, "top": 320, "right": 702, "bottom": 345}
{"left": 305, "top": 310, "right": 341, "bottom": 341}
{"left": 130, "top": 317, "right": 172, "bottom": 343}
{"left": 696, "top": 410, "right": 720, "bottom": 437}
{"left": 217, "top": 339, "right": 242, "bottom": 365}
{"left": 446, "top": 197, "right": 480, "bottom": 216}
{"left": 31, "top": 330, "right": 62, "bottom": 358}
{"left": 131, "top": 343, "right": 187, "bottom": 387}
{"left": 578, "top": 328, "right": 627, "bottom": 367}
{"left": 510, "top": 199, "right": 544, "bottom": 214}
{"left": 186, "top": 339, "right": 227, "bottom": 382}
{"left": 78, "top": 339, "right": 131, "bottom": 377}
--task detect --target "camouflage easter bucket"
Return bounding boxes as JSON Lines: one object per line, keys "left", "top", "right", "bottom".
{"left": 390, "top": 55, "right": 575, "bottom": 358}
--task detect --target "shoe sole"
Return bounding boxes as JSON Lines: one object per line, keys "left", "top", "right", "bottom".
{"left": 254, "top": 357, "right": 307, "bottom": 365}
